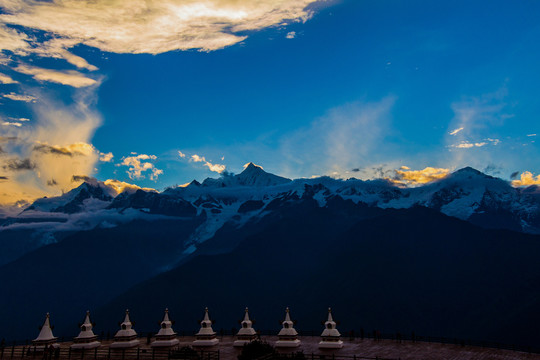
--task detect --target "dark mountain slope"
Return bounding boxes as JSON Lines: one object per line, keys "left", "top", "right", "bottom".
{"left": 95, "top": 206, "right": 540, "bottom": 348}
{"left": 0, "top": 217, "right": 204, "bottom": 341}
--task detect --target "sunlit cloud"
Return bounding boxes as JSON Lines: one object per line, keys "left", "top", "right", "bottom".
{"left": 118, "top": 154, "right": 163, "bottom": 181}
{"left": 0, "top": 0, "right": 320, "bottom": 54}
{"left": 390, "top": 166, "right": 451, "bottom": 186}
{"left": 286, "top": 31, "right": 296, "bottom": 39}
{"left": 189, "top": 153, "right": 226, "bottom": 173}
{"left": 99, "top": 152, "right": 114, "bottom": 162}
{"left": 3, "top": 92, "right": 36, "bottom": 102}
{"left": 511, "top": 171, "right": 540, "bottom": 187}
{"left": 178, "top": 150, "right": 186, "bottom": 158}
{"left": 0, "top": 73, "right": 17, "bottom": 84}
{"left": 102, "top": 179, "right": 157, "bottom": 195}
{"left": 14, "top": 65, "right": 98, "bottom": 88}
{"left": 527, "top": 134, "right": 537, "bottom": 137}
{"left": 449, "top": 127, "right": 463, "bottom": 136}
{"left": 0, "top": 88, "right": 102, "bottom": 205}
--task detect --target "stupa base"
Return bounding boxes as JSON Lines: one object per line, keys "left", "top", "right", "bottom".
{"left": 110, "top": 340, "right": 140, "bottom": 349}
{"left": 275, "top": 340, "right": 300, "bottom": 348}
{"left": 151, "top": 339, "right": 179, "bottom": 348}
{"left": 70, "top": 341, "right": 101, "bottom": 350}
{"left": 318, "top": 340, "right": 344, "bottom": 349}
{"left": 193, "top": 338, "right": 219, "bottom": 347}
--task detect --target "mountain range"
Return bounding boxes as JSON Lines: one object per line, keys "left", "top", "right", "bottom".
{"left": 0, "top": 164, "right": 539, "bottom": 346}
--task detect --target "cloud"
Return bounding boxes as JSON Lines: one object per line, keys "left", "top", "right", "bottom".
{"left": 118, "top": 154, "right": 163, "bottom": 180}
{"left": 0, "top": 176, "right": 7, "bottom": 180}
{"left": 2, "top": 121, "right": 22, "bottom": 127}
{"left": 279, "top": 97, "right": 396, "bottom": 178}
{"left": 451, "top": 141, "right": 487, "bottom": 149}
{"left": 14, "top": 65, "right": 98, "bottom": 88}
{"left": 286, "top": 31, "right": 296, "bottom": 39}
{"left": 3, "top": 92, "right": 36, "bottom": 102}
{"left": 511, "top": 171, "right": 540, "bottom": 187}
{"left": 103, "top": 179, "right": 157, "bottom": 195}
{"left": 0, "top": 0, "right": 320, "bottom": 54}
{"left": 99, "top": 151, "right": 114, "bottom": 162}
{"left": 390, "top": 166, "right": 450, "bottom": 186}
{"left": 191, "top": 154, "right": 205, "bottom": 163}
{"left": 2, "top": 158, "right": 35, "bottom": 171}
{"left": 189, "top": 153, "right": 226, "bottom": 173}
{"left": 0, "top": 73, "right": 18, "bottom": 84}
{"left": 0, "top": 88, "right": 102, "bottom": 205}
{"left": 449, "top": 127, "right": 464, "bottom": 136}
{"left": 527, "top": 134, "right": 536, "bottom": 137}
{"left": 32, "top": 142, "right": 95, "bottom": 157}
{"left": 178, "top": 150, "right": 186, "bottom": 158}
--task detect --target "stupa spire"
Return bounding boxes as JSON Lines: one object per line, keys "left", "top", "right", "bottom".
{"left": 275, "top": 307, "right": 300, "bottom": 348}
{"left": 234, "top": 307, "right": 257, "bottom": 347}
{"left": 110, "top": 309, "right": 139, "bottom": 349}
{"left": 193, "top": 307, "right": 219, "bottom": 347}
{"left": 32, "top": 313, "right": 59, "bottom": 350}
{"left": 319, "top": 307, "right": 343, "bottom": 349}
{"left": 151, "top": 308, "right": 179, "bottom": 348}
{"left": 71, "top": 311, "right": 101, "bottom": 350}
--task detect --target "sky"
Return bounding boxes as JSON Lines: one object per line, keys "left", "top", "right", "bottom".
{"left": 1, "top": 0, "right": 540, "bottom": 206}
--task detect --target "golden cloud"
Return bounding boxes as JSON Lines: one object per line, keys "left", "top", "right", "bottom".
{"left": 511, "top": 171, "right": 540, "bottom": 187}
{"left": 391, "top": 166, "right": 451, "bottom": 186}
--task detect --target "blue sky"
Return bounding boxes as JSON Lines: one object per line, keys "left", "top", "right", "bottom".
{"left": 1, "top": 0, "right": 540, "bottom": 204}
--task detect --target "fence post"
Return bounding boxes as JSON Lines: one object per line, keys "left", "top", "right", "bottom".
{"left": 10, "top": 344, "right": 14, "bottom": 360}
{"left": 107, "top": 347, "right": 110, "bottom": 360}
{"left": 81, "top": 347, "right": 85, "bottom": 360}
{"left": 152, "top": 347, "right": 155, "bottom": 360}
{"left": 137, "top": 347, "right": 140, "bottom": 360}
{"left": 68, "top": 346, "right": 71, "bottom": 360}
{"left": 122, "top": 349, "right": 125, "bottom": 360}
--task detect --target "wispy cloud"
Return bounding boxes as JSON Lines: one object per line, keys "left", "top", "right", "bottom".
{"left": 511, "top": 171, "right": 540, "bottom": 187}
{"left": 3, "top": 92, "right": 36, "bottom": 102}
{"left": 527, "top": 134, "right": 537, "bottom": 137}
{"left": 14, "top": 65, "right": 97, "bottom": 88}
{"left": 1, "top": 121, "right": 22, "bottom": 127}
{"left": 279, "top": 97, "right": 396, "bottom": 178}
{"left": 119, "top": 154, "right": 163, "bottom": 181}
{"left": 449, "top": 127, "right": 463, "bottom": 136}
{"left": 286, "top": 31, "right": 296, "bottom": 39}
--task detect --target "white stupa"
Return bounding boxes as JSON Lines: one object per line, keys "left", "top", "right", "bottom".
{"left": 193, "top": 307, "right": 219, "bottom": 347}
{"left": 71, "top": 311, "right": 101, "bottom": 350}
{"left": 233, "top": 308, "right": 257, "bottom": 347}
{"left": 319, "top": 308, "right": 343, "bottom": 349}
{"left": 110, "top": 309, "right": 140, "bottom": 349}
{"left": 32, "top": 313, "right": 59, "bottom": 350}
{"left": 151, "top": 308, "right": 179, "bottom": 348}
{"left": 275, "top": 307, "right": 300, "bottom": 348}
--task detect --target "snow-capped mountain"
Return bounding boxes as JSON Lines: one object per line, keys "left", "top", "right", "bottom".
{"left": 2, "top": 164, "right": 540, "bottom": 264}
